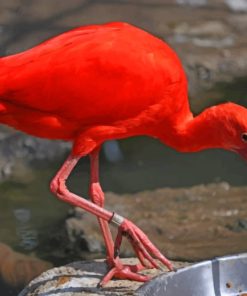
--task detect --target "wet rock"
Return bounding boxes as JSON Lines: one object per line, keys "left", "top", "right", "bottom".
{"left": 19, "top": 258, "right": 188, "bottom": 296}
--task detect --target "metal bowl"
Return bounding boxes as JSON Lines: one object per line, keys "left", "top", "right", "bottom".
{"left": 136, "top": 253, "right": 247, "bottom": 296}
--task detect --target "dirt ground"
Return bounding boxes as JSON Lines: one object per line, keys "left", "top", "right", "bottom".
{"left": 65, "top": 182, "right": 247, "bottom": 262}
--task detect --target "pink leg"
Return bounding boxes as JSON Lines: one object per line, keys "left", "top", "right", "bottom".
{"left": 89, "top": 147, "right": 114, "bottom": 261}
{"left": 89, "top": 148, "right": 150, "bottom": 282}
{"left": 50, "top": 153, "right": 173, "bottom": 286}
{"left": 50, "top": 154, "right": 113, "bottom": 221}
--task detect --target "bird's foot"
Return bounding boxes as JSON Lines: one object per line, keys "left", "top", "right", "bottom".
{"left": 99, "top": 257, "right": 150, "bottom": 287}
{"left": 111, "top": 215, "right": 173, "bottom": 272}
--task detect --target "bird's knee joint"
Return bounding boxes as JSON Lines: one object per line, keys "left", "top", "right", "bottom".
{"left": 50, "top": 179, "right": 58, "bottom": 194}
{"left": 89, "top": 183, "right": 105, "bottom": 205}
{"left": 50, "top": 178, "right": 68, "bottom": 197}
{"left": 90, "top": 182, "right": 103, "bottom": 193}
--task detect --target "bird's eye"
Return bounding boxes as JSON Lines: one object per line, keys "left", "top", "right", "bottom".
{"left": 241, "top": 133, "right": 247, "bottom": 142}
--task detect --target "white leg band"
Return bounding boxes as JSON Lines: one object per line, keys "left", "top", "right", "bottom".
{"left": 110, "top": 212, "right": 124, "bottom": 227}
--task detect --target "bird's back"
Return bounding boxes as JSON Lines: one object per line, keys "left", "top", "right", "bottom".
{"left": 0, "top": 22, "right": 189, "bottom": 140}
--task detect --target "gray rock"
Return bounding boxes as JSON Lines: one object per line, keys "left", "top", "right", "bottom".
{"left": 0, "top": 129, "right": 71, "bottom": 181}
{"left": 66, "top": 213, "right": 103, "bottom": 253}
{"left": 19, "top": 259, "right": 187, "bottom": 296}
{"left": 225, "top": 0, "right": 247, "bottom": 12}
{"left": 176, "top": 0, "right": 208, "bottom": 6}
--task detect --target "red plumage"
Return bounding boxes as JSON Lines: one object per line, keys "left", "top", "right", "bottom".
{"left": 1, "top": 22, "right": 247, "bottom": 285}
{"left": 0, "top": 22, "right": 189, "bottom": 146}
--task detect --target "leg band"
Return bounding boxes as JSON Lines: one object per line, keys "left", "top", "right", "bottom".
{"left": 110, "top": 212, "right": 124, "bottom": 227}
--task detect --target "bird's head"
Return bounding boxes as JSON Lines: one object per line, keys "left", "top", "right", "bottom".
{"left": 156, "top": 102, "right": 247, "bottom": 158}
{"left": 215, "top": 102, "right": 247, "bottom": 159}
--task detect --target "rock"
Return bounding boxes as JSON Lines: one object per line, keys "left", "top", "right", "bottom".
{"left": 176, "top": 0, "right": 208, "bottom": 6}
{"left": 63, "top": 183, "right": 247, "bottom": 262}
{"left": 0, "top": 129, "right": 71, "bottom": 182}
{"left": 65, "top": 209, "right": 103, "bottom": 253}
{"left": 18, "top": 258, "right": 188, "bottom": 296}
{"left": 225, "top": 0, "right": 247, "bottom": 12}
{"left": 173, "top": 21, "right": 229, "bottom": 37}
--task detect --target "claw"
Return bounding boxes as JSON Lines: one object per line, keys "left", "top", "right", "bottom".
{"left": 101, "top": 215, "right": 173, "bottom": 286}
{"left": 114, "top": 218, "right": 173, "bottom": 272}
{"left": 100, "top": 262, "right": 150, "bottom": 287}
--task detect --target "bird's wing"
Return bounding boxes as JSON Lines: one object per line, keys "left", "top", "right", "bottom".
{"left": 0, "top": 22, "right": 129, "bottom": 117}
{"left": 0, "top": 22, "right": 187, "bottom": 126}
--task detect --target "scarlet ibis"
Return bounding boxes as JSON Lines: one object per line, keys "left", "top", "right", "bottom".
{"left": 0, "top": 22, "right": 247, "bottom": 286}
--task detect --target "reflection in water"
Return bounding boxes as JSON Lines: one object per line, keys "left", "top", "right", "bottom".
{"left": 103, "top": 140, "right": 124, "bottom": 163}
{"left": 14, "top": 209, "right": 38, "bottom": 251}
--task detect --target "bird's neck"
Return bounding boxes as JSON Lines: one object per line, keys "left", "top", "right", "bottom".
{"left": 162, "top": 106, "right": 225, "bottom": 152}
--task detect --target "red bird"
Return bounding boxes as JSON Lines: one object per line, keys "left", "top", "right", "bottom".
{"left": 1, "top": 22, "right": 247, "bottom": 285}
